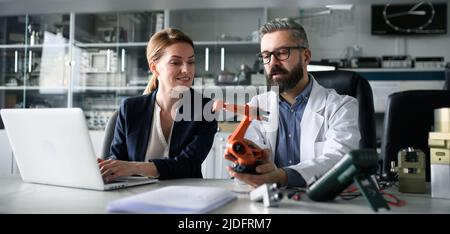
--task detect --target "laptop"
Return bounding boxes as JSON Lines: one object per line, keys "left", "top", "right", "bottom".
{"left": 0, "top": 108, "right": 158, "bottom": 191}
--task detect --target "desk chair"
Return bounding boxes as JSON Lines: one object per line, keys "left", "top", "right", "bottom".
{"left": 381, "top": 90, "right": 450, "bottom": 181}
{"left": 311, "top": 70, "right": 376, "bottom": 149}
{"left": 100, "top": 110, "right": 119, "bottom": 159}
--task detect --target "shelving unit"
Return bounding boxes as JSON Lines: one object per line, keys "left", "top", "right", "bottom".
{"left": 0, "top": 13, "right": 71, "bottom": 125}
{"left": 0, "top": 86, "right": 67, "bottom": 90}
{"left": 69, "top": 11, "right": 164, "bottom": 129}
{"left": 0, "top": 8, "right": 262, "bottom": 179}
{"left": 342, "top": 68, "right": 447, "bottom": 113}
{"left": 168, "top": 8, "right": 266, "bottom": 82}
{"left": 0, "top": 8, "right": 268, "bottom": 134}
{"left": 344, "top": 68, "right": 446, "bottom": 72}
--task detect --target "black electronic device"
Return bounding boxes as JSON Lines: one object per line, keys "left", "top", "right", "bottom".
{"left": 306, "top": 149, "right": 390, "bottom": 212}
{"left": 215, "top": 71, "right": 237, "bottom": 85}
{"left": 372, "top": 2, "right": 447, "bottom": 35}
{"left": 319, "top": 59, "right": 347, "bottom": 68}
{"left": 349, "top": 57, "right": 381, "bottom": 68}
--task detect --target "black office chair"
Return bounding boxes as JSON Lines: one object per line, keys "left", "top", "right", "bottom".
{"left": 381, "top": 90, "right": 450, "bottom": 181}
{"left": 311, "top": 70, "right": 376, "bottom": 149}
{"left": 100, "top": 110, "right": 119, "bottom": 159}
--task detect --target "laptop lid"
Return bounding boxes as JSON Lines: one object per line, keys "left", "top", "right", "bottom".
{"left": 1, "top": 108, "right": 156, "bottom": 190}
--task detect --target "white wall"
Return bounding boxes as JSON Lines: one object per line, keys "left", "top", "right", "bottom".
{"left": 269, "top": 2, "right": 450, "bottom": 63}
{"left": 2, "top": 0, "right": 448, "bottom": 63}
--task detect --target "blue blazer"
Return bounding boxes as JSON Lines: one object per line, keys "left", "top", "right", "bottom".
{"left": 109, "top": 89, "right": 218, "bottom": 179}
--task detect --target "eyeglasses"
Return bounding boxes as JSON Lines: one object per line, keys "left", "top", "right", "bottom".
{"left": 257, "top": 46, "right": 307, "bottom": 64}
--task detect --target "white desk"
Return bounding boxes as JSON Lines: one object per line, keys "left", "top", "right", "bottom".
{"left": 0, "top": 177, "right": 449, "bottom": 214}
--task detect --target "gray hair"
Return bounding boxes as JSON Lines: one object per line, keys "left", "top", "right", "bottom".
{"left": 260, "top": 18, "right": 309, "bottom": 48}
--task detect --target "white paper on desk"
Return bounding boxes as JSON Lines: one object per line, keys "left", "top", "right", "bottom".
{"left": 107, "top": 186, "right": 237, "bottom": 214}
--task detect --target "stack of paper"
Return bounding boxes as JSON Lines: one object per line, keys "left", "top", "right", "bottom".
{"left": 107, "top": 186, "right": 237, "bottom": 214}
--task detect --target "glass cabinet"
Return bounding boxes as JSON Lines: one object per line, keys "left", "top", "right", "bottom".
{"left": 169, "top": 8, "right": 265, "bottom": 85}
{"left": 0, "top": 14, "right": 70, "bottom": 128}
{"left": 169, "top": 8, "right": 267, "bottom": 122}
{"left": 0, "top": 8, "right": 267, "bottom": 129}
{"left": 0, "top": 8, "right": 268, "bottom": 178}
{"left": 71, "top": 11, "right": 163, "bottom": 130}
{"left": 0, "top": 11, "right": 163, "bottom": 130}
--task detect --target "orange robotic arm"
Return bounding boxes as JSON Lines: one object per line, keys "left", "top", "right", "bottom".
{"left": 219, "top": 102, "right": 265, "bottom": 174}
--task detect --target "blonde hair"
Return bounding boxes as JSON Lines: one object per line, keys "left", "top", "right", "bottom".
{"left": 143, "top": 28, "right": 194, "bottom": 95}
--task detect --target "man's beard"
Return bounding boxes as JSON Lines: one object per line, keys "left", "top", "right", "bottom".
{"left": 266, "top": 63, "right": 304, "bottom": 93}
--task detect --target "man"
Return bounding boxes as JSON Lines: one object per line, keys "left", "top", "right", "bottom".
{"left": 226, "top": 18, "right": 361, "bottom": 188}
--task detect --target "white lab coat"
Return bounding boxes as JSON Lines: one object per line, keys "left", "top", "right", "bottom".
{"left": 245, "top": 76, "right": 361, "bottom": 185}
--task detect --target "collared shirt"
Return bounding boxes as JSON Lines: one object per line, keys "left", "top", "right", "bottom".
{"left": 275, "top": 76, "right": 313, "bottom": 187}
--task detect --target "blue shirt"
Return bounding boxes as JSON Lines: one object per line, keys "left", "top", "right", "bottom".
{"left": 275, "top": 77, "right": 313, "bottom": 187}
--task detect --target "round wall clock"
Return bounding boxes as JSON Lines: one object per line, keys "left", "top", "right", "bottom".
{"left": 383, "top": 1, "right": 435, "bottom": 33}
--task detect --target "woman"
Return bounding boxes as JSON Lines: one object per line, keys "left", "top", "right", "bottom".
{"left": 98, "top": 28, "right": 217, "bottom": 182}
